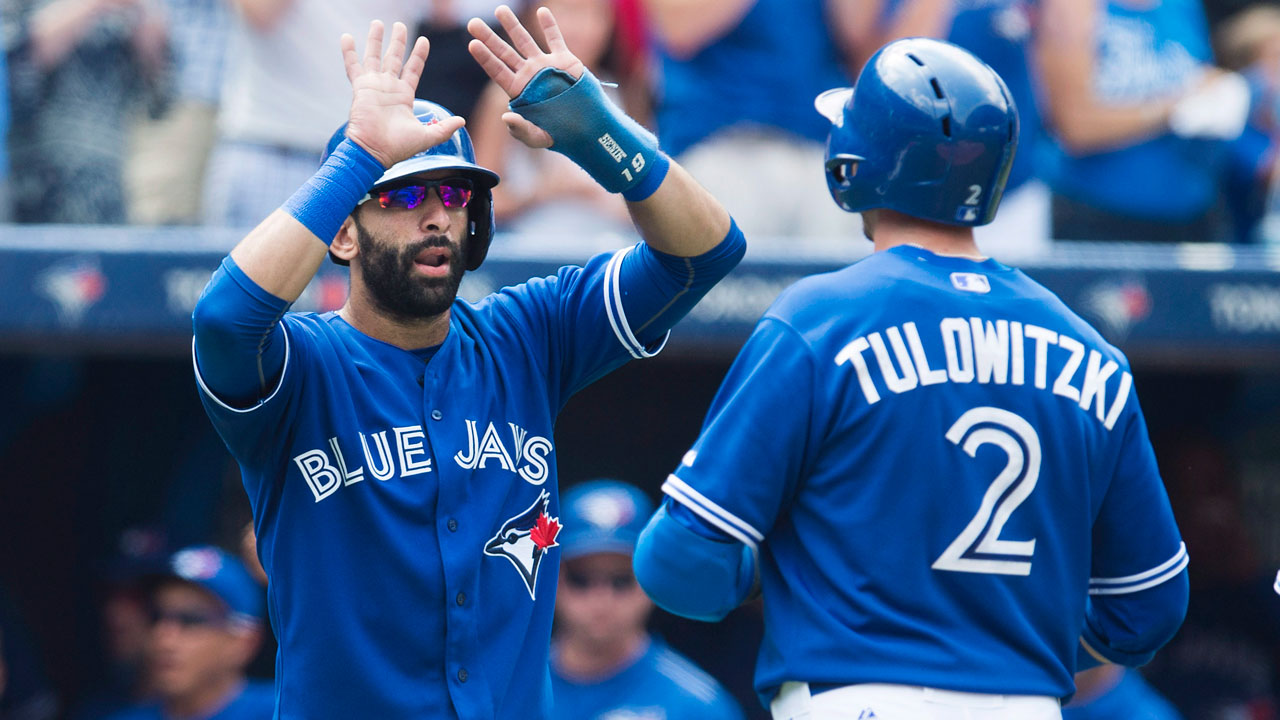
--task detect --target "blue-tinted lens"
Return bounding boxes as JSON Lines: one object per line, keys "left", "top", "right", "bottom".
{"left": 377, "top": 186, "right": 427, "bottom": 209}
{"left": 436, "top": 183, "right": 473, "bottom": 209}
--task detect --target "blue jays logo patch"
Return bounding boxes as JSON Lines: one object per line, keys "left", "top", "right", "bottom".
{"left": 484, "top": 490, "right": 562, "bottom": 599}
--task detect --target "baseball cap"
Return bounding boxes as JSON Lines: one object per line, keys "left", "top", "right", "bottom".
{"left": 158, "top": 546, "right": 264, "bottom": 625}
{"left": 559, "top": 480, "right": 655, "bottom": 561}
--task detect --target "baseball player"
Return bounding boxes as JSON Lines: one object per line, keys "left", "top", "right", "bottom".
{"left": 633, "top": 38, "right": 1189, "bottom": 720}
{"left": 190, "top": 6, "right": 743, "bottom": 718}
{"left": 551, "top": 479, "right": 745, "bottom": 720}
{"left": 105, "top": 546, "right": 273, "bottom": 720}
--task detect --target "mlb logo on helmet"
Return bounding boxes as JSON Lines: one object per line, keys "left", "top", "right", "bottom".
{"left": 172, "top": 547, "right": 224, "bottom": 581}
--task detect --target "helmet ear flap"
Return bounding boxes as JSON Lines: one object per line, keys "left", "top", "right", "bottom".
{"left": 825, "top": 154, "right": 862, "bottom": 186}
{"left": 464, "top": 190, "right": 495, "bottom": 271}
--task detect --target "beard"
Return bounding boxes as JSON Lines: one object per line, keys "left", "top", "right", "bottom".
{"left": 353, "top": 218, "right": 467, "bottom": 321}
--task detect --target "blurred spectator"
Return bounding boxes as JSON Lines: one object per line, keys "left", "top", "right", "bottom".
{"left": 105, "top": 546, "right": 272, "bottom": 720}
{"left": 0, "top": 589, "right": 59, "bottom": 720}
{"left": 551, "top": 480, "right": 744, "bottom": 720}
{"left": 124, "top": 0, "right": 230, "bottom": 225}
{"left": 643, "top": 0, "right": 859, "bottom": 246}
{"left": 1063, "top": 666, "right": 1184, "bottom": 719}
{"left": 1216, "top": 3, "right": 1280, "bottom": 244}
{"left": 470, "top": 0, "right": 636, "bottom": 244}
{"left": 201, "top": 0, "right": 424, "bottom": 227}
{"left": 412, "top": 0, "right": 504, "bottom": 125}
{"left": 837, "top": 0, "right": 1050, "bottom": 262}
{"left": 72, "top": 527, "right": 169, "bottom": 720}
{"left": 1037, "top": 0, "right": 1255, "bottom": 243}
{"left": 1143, "top": 435, "right": 1280, "bottom": 718}
{"left": 2, "top": 0, "right": 171, "bottom": 224}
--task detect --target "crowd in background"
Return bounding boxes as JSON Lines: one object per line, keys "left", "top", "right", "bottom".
{"left": 4, "top": 0, "right": 1280, "bottom": 719}
{"left": 4, "top": 0, "right": 1280, "bottom": 249}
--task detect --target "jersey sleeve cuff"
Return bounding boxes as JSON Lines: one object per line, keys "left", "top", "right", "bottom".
{"left": 603, "top": 244, "right": 670, "bottom": 359}
{"left": 662, "top": 474, "right": 764, "bottom": 550}
{"left": 192, "top": 329, "right": 292, "bottom": 414}
{"left": 1089, "top": 543, "right": 1188, "bottom": 595}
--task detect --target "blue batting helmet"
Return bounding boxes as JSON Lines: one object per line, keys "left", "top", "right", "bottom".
{"left": 815, "top": 38, "right": 1018, "bottom": 226}
{"left": 324, "top": 100, "right": 500, "bottom": 270}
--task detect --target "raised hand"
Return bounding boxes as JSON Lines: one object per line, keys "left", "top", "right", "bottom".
{"left": 466, "top": 5, "right": 583, "bottom": 148}
{"left": 342, "top": 21, "right": 466, "bottom": 168}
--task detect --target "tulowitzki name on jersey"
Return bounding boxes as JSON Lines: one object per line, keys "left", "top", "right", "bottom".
{"left": 835, "top": 317, "right": 1132, "bottom": 430}
{"left": 292, "top": 419, "right": 554, "bottom": 502}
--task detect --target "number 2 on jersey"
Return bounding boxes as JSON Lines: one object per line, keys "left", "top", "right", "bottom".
{"left": 932, "top": 407, "right": 1040, "bottom": 576}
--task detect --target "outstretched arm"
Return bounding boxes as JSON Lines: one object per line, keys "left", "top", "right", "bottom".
{"left": 467, "top": 5, "right": 731, "bottom": 257}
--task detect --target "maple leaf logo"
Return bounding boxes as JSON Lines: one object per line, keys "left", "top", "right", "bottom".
{"left": 531, "top": 512, "right": 561, "bottom": 550}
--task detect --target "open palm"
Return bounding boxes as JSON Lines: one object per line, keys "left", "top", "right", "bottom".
{"left": 342, "top": 21, "right": 466, "bottom": 169}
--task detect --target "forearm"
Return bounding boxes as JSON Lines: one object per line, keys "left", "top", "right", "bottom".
{"left": 633, "top": 500, "right": 758, "bottom": 621}
{"left": 229, "top": 211, "right": 332, "bottom": 302}
{"left": 1076, "top": 568, "right": 1189, "bottom": 670}
{"left": 627, "top": 161, "right": 731, "bottom": 257}
{"left": 27, "top": 0, "right": 107, "bottom": 69}
{"left": 642, "top": 0, "right": 755, "bottom": 58}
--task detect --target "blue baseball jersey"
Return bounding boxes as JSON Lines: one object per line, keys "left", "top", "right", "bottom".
{"left": 1063, "top": 670, "right": 1183, "bottom": 720}
{"left": 105, "top": 681, "right": 275, "bottom": 720}
{"left": 194, "top": 235, "right": 743, "bottom": 719}
{"left": 663, "top": 246, "right": 1185, "bottom": 702}
{"left": 550, "top": 637, "right": 745, "bottom": 720}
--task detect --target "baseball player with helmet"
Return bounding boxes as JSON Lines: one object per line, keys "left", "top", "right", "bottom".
{"left": 551, "top": 479, "right": 745, "bottom": 720}
{"left": 191, "top": 7, "right": 743, "bottom": 718}
{"left": 633, "top": 38, "right": 1189, "bottom": 720}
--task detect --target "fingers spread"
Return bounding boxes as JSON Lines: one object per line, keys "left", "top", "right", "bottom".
{"left": 468, "top": 16, "right": 525, "bottom": 73}
{"left": 468, "top": 38, "right": 517, "bottom": 94}
{"left": 363, "top": 20, "right": 384, "bottom": 72}
{"left": 495, "top": 4, "right": 542, "bottom": 59}
{"left": 537, "top": 7, "right": 567, "bottom": 54}
{"left": 401, "top": 36, "right": 429, "bottom": 89}
{"left": 341, "top": 33, "right": 360, "bottom": 82}
{"left": 382, "top": 21, "right": 408, "bottom": 77}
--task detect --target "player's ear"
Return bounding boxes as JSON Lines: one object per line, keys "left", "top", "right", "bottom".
{"left": 330, "top": 216, "right": 359, "bottom": 265}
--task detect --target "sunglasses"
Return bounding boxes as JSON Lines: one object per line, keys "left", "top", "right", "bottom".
{"left": 369, "top": 178, "right": 474, "bottom": 210}
{"left": 563, "top": 571, "right": 637, "bottom": 592}
{"left": 150, "top": 607, "right": 228, "bottom": 630}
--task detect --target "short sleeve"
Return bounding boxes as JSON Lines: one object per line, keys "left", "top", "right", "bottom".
{"left": 663, "top": 317, "right": 816, "bottom": 547}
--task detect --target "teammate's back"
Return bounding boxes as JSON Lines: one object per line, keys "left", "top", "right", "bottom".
{"left": 743, "top": 244, "right": 1183, "bottom": 697}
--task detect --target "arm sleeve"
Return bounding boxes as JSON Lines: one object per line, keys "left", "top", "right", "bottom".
{"left": 633, "top": 499, "right": 758, "bottom": 622}
{"left": 661, "top": 316, "right": 817, "bottom": 545}
{"left": 191, "top": 256, "right": 291, "bottom": 408}
{"left": 1080, "top": 399, "right": 1190, "bottom": 668}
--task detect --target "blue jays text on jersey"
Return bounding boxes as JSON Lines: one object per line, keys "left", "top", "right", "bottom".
{"left": 192, "top": 228, "right": 745, "bottom": 720}
{"left": 655, "top": 245, "right": 1185, "bottom": 704}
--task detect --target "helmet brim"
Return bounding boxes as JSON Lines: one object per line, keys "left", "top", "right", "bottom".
{"left": 373, "top": 154, "right": 500, "bottom": 190}
{"left": 815, "top": 88, "right": 854, "bottom": 126}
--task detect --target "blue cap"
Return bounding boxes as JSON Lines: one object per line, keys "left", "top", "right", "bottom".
{"left": 559, "top": 480, "right": 655, "bottom": 560}
{"left": 161, "top": 546, "right": 264, "bottom": 625}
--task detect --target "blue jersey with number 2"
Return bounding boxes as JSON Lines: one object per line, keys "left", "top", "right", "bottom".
{"left": 663, "top": 245, "right": 1185, "bottom": 701}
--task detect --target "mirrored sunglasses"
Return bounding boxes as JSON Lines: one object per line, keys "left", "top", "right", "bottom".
{"left": 370, "top": 178, "right": 474, "bottom": 210}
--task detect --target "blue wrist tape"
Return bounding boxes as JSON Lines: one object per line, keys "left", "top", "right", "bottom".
{"left": 282, "top": 138, "right": 385, "bottom": 245}
{"left": 510, "top": 67, "right": 664, "bottom": 196}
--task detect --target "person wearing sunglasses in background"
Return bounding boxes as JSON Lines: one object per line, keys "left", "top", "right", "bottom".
{"left": 105, "top": 546, "right": 273, "bottom": 720}
{"left": 190, "top": 5, "right": 744, "bottom": 718}
{"left": 552, "top": 480, "right": 744, "bottom": 720}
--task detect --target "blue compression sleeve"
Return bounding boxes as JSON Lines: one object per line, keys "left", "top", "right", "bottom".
{"left": 633, "top": 500, "right": 757, "bottom": 622}
{"left": 1076, "top": 567, "right": 1189, "bottom": 670}
{"left": 192, "top": 257, "right": 291, "bottom": 407}
{"left": 617, "top": 219, "right": 746, "bottom": 348}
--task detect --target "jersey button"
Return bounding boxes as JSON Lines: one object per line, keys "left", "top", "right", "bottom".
{"left": 456, "top": 592, "right": 466, "bottom": 606}
{"left": 431, "top": 409, "right": 443, "bottom": 421}
{"left": 457, "top": 668, "right": 469, "bottom": 683}
{"left": 447, "top": 518, "right": 458, "bottom": 532}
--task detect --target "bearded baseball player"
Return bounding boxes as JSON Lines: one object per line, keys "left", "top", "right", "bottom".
{"left": 633, "top": 38, "right": 1189, "bottom": 720}
{"left": 190, "top": 8, "right": 743, "bottom": 718}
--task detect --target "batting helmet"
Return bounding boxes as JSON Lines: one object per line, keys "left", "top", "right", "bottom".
{"left": 815, "top": 38, "right": 1018, "bottom": 226}
{"left": 324, "top": 99, "right": 500, "bottom": 270}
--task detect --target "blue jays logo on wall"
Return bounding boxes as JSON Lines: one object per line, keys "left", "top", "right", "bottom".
{"left": 484, "top": 490, "right": 562, "bottom": 599}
